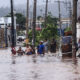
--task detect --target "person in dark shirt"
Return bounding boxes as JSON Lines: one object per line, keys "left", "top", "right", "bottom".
{"left": 17, "top": 47, "right": 24, "bottom": 56}
{"left": 50, "top": 39, "right": 56, "bottom": 53}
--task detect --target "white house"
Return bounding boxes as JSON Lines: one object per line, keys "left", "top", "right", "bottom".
{"left": 0, "top": 17, "right": 16, "bottom": 47}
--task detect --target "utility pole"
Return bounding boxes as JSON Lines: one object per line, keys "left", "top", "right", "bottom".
{"left": 58, "top": 0, "right": 62, "bottom": 56}
{"left": 72, "top": 0, "right": 78, "bottom": 61}
{"left": 10, "top": 0, "right": 15, "bottom": 47}
{"left": 68, "top": 1, "right": 72, "bottom": 27}
{"left": 32, "top": 0, "right": 37, "bottom": 53}
{"left": 55, "top": 0, "right": 62, "bottom": 56}
{"left": 44, "top": 0, "right": 48, "bottom": 27}
{"left": 64, "top": 1, "right": 72, "bottom": 28}
{"left": 26, "top": 0, "right": 29, "bottom": 38}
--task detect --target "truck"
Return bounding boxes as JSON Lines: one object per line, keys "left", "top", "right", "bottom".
{"left": 61, "top": 31, "right": 72, "bottom": 57}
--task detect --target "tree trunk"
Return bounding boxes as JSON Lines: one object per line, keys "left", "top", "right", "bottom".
{"left": 72, "top": 0, "right": 78, "bottom": 61}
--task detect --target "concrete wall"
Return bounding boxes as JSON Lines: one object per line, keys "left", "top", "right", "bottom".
{"left": 77, "top": 23, "right": 80, "bottom": 42}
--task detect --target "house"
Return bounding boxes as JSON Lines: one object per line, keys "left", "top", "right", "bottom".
{"left": 29, "top": 18, "right": 44, "bottom": 31}
{"left": 0, "top": 17, "right": 16, "bottom": 48}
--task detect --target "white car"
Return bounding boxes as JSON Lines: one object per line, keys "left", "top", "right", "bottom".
{"left": 17, "top": 36, "right": 26, "bottom": 42}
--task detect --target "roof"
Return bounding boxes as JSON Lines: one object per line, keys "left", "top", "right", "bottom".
{"left": 0, "top": 17, "right": 11, "bottom": 24}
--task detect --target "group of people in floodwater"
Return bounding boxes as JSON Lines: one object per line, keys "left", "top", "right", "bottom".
{"left": 11, "top": 39, "right": 57, "bottom": 56}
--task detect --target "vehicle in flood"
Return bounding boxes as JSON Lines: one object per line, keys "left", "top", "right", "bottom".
{"left": 61, "top": 36, "right": 72, "bottom": 57}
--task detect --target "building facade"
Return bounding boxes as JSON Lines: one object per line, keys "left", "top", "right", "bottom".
{"left": 0, "top": 17, "right": 16, "bottom": 48}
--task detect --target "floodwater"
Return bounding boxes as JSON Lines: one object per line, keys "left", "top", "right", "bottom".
{"left": 0, "top": 48, "right": 80, "bottom": 80}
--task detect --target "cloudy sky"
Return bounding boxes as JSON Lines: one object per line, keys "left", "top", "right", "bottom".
{"left": 0, "top": 0, "right": 65, "bottom": 8}
{"left": 1, "top": 0, "right": 80, "bottom": 8}
{"left": 0, "top": 0, "right": 45, "bottom": 8}
{"left": 0, "top": 0, "right": 28, "bottom": 7}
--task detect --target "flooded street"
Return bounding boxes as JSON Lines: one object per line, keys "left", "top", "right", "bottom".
{"left": 0, "top": 48, "right": 80, "bottom": 80}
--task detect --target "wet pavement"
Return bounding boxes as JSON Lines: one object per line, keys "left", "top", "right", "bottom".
{"left": 0, "top": 48, "right": 80, "bottom": 80}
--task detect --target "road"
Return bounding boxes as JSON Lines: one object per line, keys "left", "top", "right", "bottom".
{"left": 0, "top": 47, "right": 80, "bottom": 80}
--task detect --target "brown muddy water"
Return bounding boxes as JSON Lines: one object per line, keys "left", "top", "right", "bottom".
{"left": 0, "top": 48, "right": 80, "bottom": 80}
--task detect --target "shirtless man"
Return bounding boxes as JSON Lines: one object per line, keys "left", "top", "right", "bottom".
{"left": 25, "top": 44, "right": 32, "bottom": 55}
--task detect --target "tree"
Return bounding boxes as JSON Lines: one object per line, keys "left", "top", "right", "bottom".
{"left": 15, "top": 13, "right": 26, "bottom": 30}
{"left": 40, "top": 14, "right": 58, "bottom": 40}
{"left": 28, "top": 14, "right": 58, "bottom": 46}
{"left": 28, "top": 30, "right": 40, "bottom": 46}
{"left": 41, "top": 24, "right": 58, "bottom": 40}
{"left": 42, "top": 14, "right": 58, "bottom": 28}
{"left": 6, "top": 13, "right": 26, "bottom": 30}
{"left": 37, "top": 16, "right": 42, "bottom": 20}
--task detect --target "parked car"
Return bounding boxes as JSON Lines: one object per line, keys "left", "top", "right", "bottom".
{"left": 17, "top": 36, "right": 26, "bottom": 42}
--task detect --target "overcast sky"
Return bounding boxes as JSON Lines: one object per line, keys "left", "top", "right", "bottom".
{"left": 0, "top": 0, "right": 28, "bottom": 8}
{"left": 0, "top": 0, "right": 63, "bottom": 8}
{"left": 1, "top": 0, "right": 79, "bottom": 8}
{"left": 0, "top": 0, "right": 45, "bottom": 8}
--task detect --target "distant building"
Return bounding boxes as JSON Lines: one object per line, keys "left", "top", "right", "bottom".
{"left": 61, "top": 18, "right": 71, "bottom": 30}
{"left": 59, "top": 18, "right": 80, "bottom": 42}
{"left": 57, "top": 18, "right": 71, "bottom": 36}
{"left": 29, "top": 18, "right": 44, "bottom": 31}
{"left": 0, "top": 17, "right": 16, "bottom": 47}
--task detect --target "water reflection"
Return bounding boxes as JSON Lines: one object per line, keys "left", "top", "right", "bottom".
{"left": 9, "top": 56, "right": 17, "bottom": 80}
{"left": 1, "top": 49, "right": 80, "bottom": 80}
{"left": 11, "top": 56, "right": 16, "bottom": 64}
{"left": 9, "top": 67, "right": 17, "bottom": 80}
{"left": 32, "top": 56, "right": 37, "bottom": 63}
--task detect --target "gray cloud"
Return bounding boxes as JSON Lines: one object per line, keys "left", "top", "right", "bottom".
{"left": 0, "top": 0, "right": 56, "bottom": 8}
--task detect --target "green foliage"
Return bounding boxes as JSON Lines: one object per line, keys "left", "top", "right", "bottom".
{"left": 6, "top": 13, "right": 26, "bottom": 30}
{"left": 40, "top": 24, "right": 58, "bottom": 40}
{"left": 42, "top": 14, "right": 58, "bottom": 28}
{"left": 28, "top": 14, "right": 58, "bottom": 46}
{"left": 37, "top": 16, "right": 42, "bottom": 20}
{"left": 28, "top": 30, "right": 40, "bottom": 42}
{"left": 41, "top": 14, "right": 58, "bottom": 40}
{"left": 64, "top": 27, "right": 72, "bottom": 32}
{"left": 15, "top": 13, "right": 26, "bottom": 26}
{"left": 5, "top": 13, "right": 11, "bottom": 17}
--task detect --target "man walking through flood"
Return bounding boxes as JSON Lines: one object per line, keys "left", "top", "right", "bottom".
{"left": 37, "top": 41, "right": 45, "bottom": 55}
